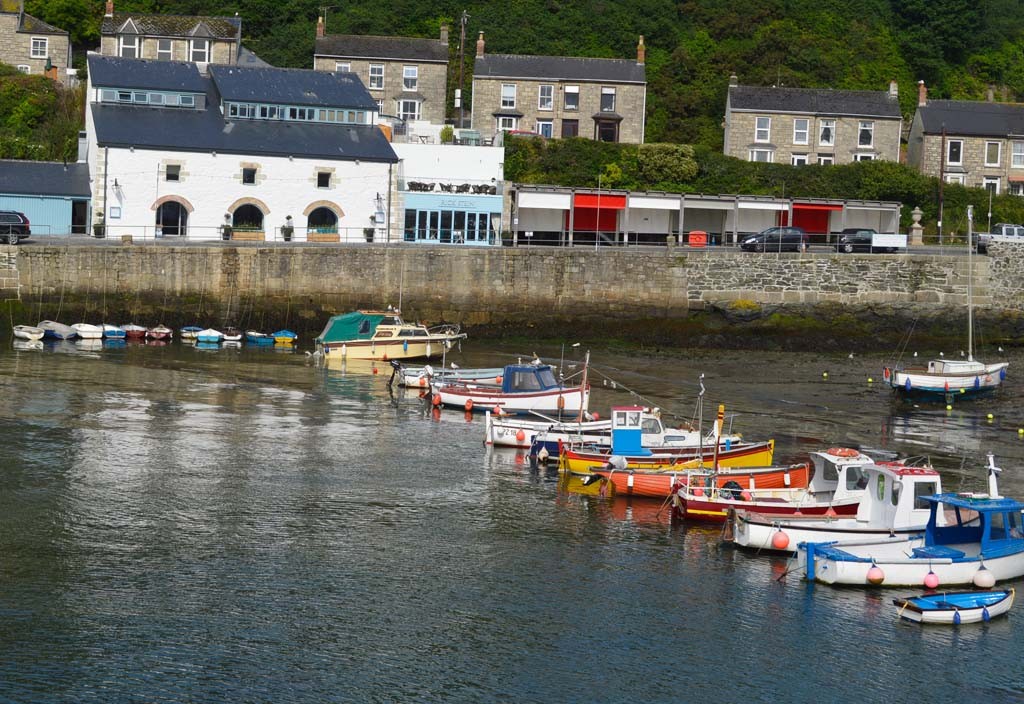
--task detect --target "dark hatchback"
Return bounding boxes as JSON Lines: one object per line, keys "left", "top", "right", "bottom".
{"left": 837, "top": 228, "right": 895, "bottom": 253}
{"left": 0, "top": 211, "right": 30, "bottom": 245}
{"left": 739, "top": 226, "right": 808, "bottom": 252}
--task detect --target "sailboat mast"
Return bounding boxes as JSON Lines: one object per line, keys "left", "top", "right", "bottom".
{"left": 967, "top": 204, "right": 974, "bottom": 362}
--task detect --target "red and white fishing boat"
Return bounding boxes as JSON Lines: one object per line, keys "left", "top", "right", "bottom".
{"left": 432, "top": 358, "right": 589, "bottom": 416}
{"left": 575, "top": 460, "right": 808, "bottom": 500}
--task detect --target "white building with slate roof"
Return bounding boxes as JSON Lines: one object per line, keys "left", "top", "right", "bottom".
{"left": 83, "top": 53, "right": 398, "bottom": 242}
{"left": 723, "top": 78, "right": 903, "bottom": 166}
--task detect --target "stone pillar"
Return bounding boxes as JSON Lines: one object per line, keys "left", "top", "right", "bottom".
{"left": 910, "top": 206, "right": 924, "bottom": 245}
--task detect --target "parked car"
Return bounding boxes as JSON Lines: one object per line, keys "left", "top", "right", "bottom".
{"left": 837, "top": 228, "right": 887, "bottom": 253}
{"left": 0, "top": 211, "right": 30, "bottom": 245}
{"left": 739, "top": 226, "right": 808, "bottom": 252}
{"left": 976, "top": 223, "right": 1024, "bottom": 254}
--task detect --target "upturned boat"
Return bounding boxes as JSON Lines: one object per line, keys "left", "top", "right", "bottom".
{"left": 729, "top": 459, "right": 940, "bottom": 552}
{"left": 315, "top": 309, "right": 465, "bottom": 363}
{"left": 13, "top": 324, "right": 44, "bottom": 341}
{"left": 146, "top": 324, "right": 173, "bottom": 340}
{"left": 38, "top": 320, "right": 76, "bottom": 340}
{"left": 893, "top": 589, "right": 1014, "bottom": 624}
{"left": 799, "top": 455, "right": 1024, "bottom": 587}
{"left": 432, "top": 360, "right": 589, "bottom": 415}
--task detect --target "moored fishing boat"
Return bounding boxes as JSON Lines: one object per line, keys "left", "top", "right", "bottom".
{"left": 245, "top": 330, "right": 274, "bottom": 345}
{"left": 102, "top": 324, "right": 126, "bottom": 340}
{"left": 574, "top": 461, "right": 806, "bottom": 500}
{"left": 13, "top": 324, "right": 44, "bottom": 341}
{"left": 729, "top": 460, "right": 940, "bottom": 552}
{"left": 559, "top": 440, "right": 776, "bottom": 474}
{"left": 146, "top": 324, "right": 173, "bottom": 340}
{"left": 799, "top": 455, "right": 1024, "bottom": 587}
{"left": 893, "top": 589, "right": 1014, "bottom": 624}
{"left": 121, "top": 323, "right": 147, "bottom": 339}
{"left": 38, "top": 320, "right": 76, "bottom": 340}
{"left": 432, "top": 360, "right": 589, "bottom": 415}
{"left": 315, "top": 309, "right": 465, "bottom": 363}
{"left": 402, "top": 363, "right": 505, "bottom": 389}
{"left": 272, "top": 329, "right": 298, "bottom": 345}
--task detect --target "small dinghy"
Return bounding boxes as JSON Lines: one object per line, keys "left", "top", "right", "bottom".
{"left": 893, "top": 589, "right": 1014, "bottom": 624}
{"left": 37, "top": 320, "right": 76, "bottom": 340}
{"left": 245, "top": 330, "right": 274, "bottom": 346}
{"left": 71, "top": 323, "right": 103, "bottom": 340}
{"left": 121, "top": 323, "right": 147, "bottom": 339}
{"left": 273, "top": 329, "right": 298, "bottom": 345}
{"left": 147, "top": 324, "right": 173, "bottom": 340}
{"left": 180, "top": 325, "right": 203, "bottom": 340}
{"left": 102, "top": 324, "right": 126, "bottom": 339}
{"left": 196, "top": 328, "right": 223, "bottom": 344}
{"left": 13, "top": 324, "right": 44, "bottom": 341}
{"left": 222, "top": 326, "right": 242, "bottom": 342}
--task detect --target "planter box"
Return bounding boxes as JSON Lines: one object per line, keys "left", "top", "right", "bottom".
{"left": 232, "top": 231, "right": 265, "bottom": 242}
{"left": 308, "top": 231, "right": 340, "bottom": 243}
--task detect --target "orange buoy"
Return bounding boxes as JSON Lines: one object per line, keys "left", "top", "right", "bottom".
{"left": 495, "top": 376, "right": 502, "bottom": 384}
{"left": 432, "top": 393, "right": 441, "bottom": 406}
{"left": 419, "top": 378, "right": 427, "bottom": 387}
{"left": 515, "top": 429, "right": 526, "bottom": 442}
{"left": 771, "top": 531, "right": 790, "bottom": 550}
{"left": 464, "top": 398, "right": 474, "bottom": 411}
{"left": 866, "top": 565, "right": 885, "bottom": 585}
{"left": 592, "top": 412, "right": 599, "bottom": 420}
{"left": 924, "top": 571, "right": 939, "bottom": 589}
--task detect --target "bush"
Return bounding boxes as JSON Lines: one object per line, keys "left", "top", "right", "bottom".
{"left": 439, "top": 125, "right": 455, "bottom": 143}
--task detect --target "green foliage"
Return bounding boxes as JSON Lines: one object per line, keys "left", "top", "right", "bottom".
{"left": 439, "top": 124, "right": 454, "bottom": 143}
{"left": 0, "top": 68, "right": 84, "bottom": 161}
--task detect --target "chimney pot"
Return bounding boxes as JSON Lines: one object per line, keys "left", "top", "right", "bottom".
{"left": 476, "top": 31, "right": 485, "bottom": 58}
{"left": 104, "top": 0, "right": 113, "bottom": 16}
{"left": 316, "top": 15, "right": 324, "bottom": 38}
{"left": 917, "top": 80, "right": 927, "bottom": 107}
{"left": 888, "top": 79, "right": 898, "bottom": 99}
{"left": 728, "top": 73, "right": 738, "bottom": 87}
{"left": 439, "top": 24, "right": 449, "bottom": 44}
{"left": 636, "top": 35, "right": 645, "bottom": 65}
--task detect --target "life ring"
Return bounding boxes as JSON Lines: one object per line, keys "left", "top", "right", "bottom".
{"left": 826, "top": 447, "right": 859, "bottom": 458}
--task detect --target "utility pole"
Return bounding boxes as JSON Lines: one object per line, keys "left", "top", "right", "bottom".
{"left": 457, "top": 10, "right": 468, "bottom": 129}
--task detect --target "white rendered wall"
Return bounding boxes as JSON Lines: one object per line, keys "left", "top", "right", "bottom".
{"left": 98, "top": 146, "right": 391, "bottom": 241}
{"left": 392, "top": 143, "right": 504, "bottom": 184}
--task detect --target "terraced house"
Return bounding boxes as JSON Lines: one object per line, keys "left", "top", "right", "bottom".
{"left": 0, "top": 0, "right": 71, "bottom": 80}
{"left": 471, "top": 33, "right": 647, "bottom": 144}
{"left": 908, "top": 82, "right": 1024, "bottom": 196}
{"left": 99, "top": 0, "right": 246, "bottom": 66}
{"left": 723, "top": 77, "right": 902, "bottom": 165}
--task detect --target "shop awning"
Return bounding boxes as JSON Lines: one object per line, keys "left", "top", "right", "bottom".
{"left": 574, "top": 193, "right": 626, "bottom": 209}
{"left": 519, "top": 192, "right": 571, "bottom": 209}
{"left": 793, "top": 203, "right": 843, "bottom": 211}
{"left": 1009, "top": 175, "right": 1024, "bottom": 183}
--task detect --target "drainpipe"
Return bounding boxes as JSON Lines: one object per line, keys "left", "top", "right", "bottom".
{"left": 102, "top": 146, "right": 108, "bottom": 237}
{"left": 387, "top": 161, "right": 393, "bottom": 243}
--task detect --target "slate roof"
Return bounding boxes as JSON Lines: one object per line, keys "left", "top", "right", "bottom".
{"left": 88, "top": 54, "right": 208, "bottom": 93}
{"left": 90, "top": 102, "right": 398, "bottom": 163}
{"left": 728, "top": 85, "right": 901, "bottom": 118}
{"left": 236, "top": 46, "right": 270, "bottom": 68}
{"left": 101, "top": 13, "right": 239, "bottom": 39}
{"left": 209, "top": 64, "right": 377, "bottom": 109}
{"left": 315, "top": 34, "right": 448, "bottom": 63}
{"left": 18, "top": 12, "right": 69, "bottom": 35}
{"left": 0, "top": 160, "right": 90, "bottom": 198}
{"left": 474, "top": 54, "right": 645, "bottom": 84}
{"left": 917, "top": 100, "right": 1024, "bottom": 136}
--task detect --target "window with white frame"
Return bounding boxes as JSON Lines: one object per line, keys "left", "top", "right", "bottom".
{"left": 118, "top": 35, "right": 137, "bottom": 59}
{"left": 748, "top": 149, "right": 773, "bottom": 163}
{"left": 564, "top": 85, "right": 579, "bottom": 110}
{"left": 398, "top": 99, "right": 420, "bottom": 121}
{"left": 984, "top": 177, "right": 1000, "bottom": 194}
{"left": 536, "top": 119, "right": 553, "bottom": 138}
{"left": 1014, "top": 142, "right": 1024, "bottom": 168}
{"left": 854, "top": 153, "right": 875, "bottom": 162}
{"left": 946, "top": 139, "right": 963, "bottom": 165}
{"left": 156, "top": 38, "right": 172, "bottom": 60}
{"left": 369, "top": 64, "right": 384, "bottom": 89}
{"left": 858, "top": 121, "right": 874, "bottom": 147}
{"left": 538, "top": 85, "right": 553, "bottom": 111}
{"left": 985, "top": 141, "right": 1001, "bottom": 167}
{"left": 16, "top": 65, "right": 29, "bottom": 74}
{"left": 403, "top": 65, "right": 418, "bottom": 91}
{"left": 791, "top": 154, "right": 808, "bottom": 166}
{"left": 818, "top": 155, "right": 834, "bottom": 166}
{"left": 30, "top": 37, "right": 47, "bottom": 58}
{"left": 793, "top": 118, "right": 809, "bottom": 145}
{"left": 600, "top": 86, "right": 616, "bottom": 112}
{"left": 1011, "top": 182, "right": 1024, "bottom": 196}
{"left": 497, "top": 115, "right": 518, "bottom": 131}
{"left": 945, "top": 173, "right": 965, "bottom": 185}
{"left": 755, "top": 116, "right": 770, "bottom": 142}
{"left": 190, "top": 39, "right": 209, "bottom": 63}
{"left": 818, "top": 119, "right": 835, "bottom": 146}
{"left": 501, "top": 84, "right": 516, "bottom": 109}
{"left": 335, "top": 62, "right": 351, "bottom": 73}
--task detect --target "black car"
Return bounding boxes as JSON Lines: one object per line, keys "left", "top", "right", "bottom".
{"left": 836, "top": 228, "right": 896, "bottom": 253}
{"left": 739, "top": 226, "right": 808, "bottom": 252}
{"left": 0, "top": 211, "right": 30, "bottom": 245}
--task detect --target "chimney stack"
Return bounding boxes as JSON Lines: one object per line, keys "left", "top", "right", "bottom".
{"left": 316, "top": 16, "right": 324, "bottom": 38}
{"left": 917, "top": 80, "right": 927, "bottom": 107}
{"left": 105, "top": 0, "right": 113, "bottom": 17}
{"left": 636, "top": 35, "right": 645, "bottom": 65}
{"left": 77, "top": 130, "right": 88, "bottom": 164}
{"left": 888, "top": 79, "right": 898, "bottom": 99}
{"left": 439, "top": 24, "right": 449, "bottom": 44}
{"left": 476, "top": 31, "right": 485, "bottom": 58}
{"left": 728, "top": 73, "right": 738, "bottom": 87}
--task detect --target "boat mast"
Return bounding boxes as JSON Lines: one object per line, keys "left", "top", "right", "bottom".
{"left": 967, "top": 204, "right": 974, "bottom": 362}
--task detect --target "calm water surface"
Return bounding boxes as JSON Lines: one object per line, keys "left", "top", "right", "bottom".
{"left": 1, "top": 339, "right": 1023, "bottom": 703}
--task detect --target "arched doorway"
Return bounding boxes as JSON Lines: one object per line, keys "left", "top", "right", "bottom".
{"left": 156, "top": 200, "right": 188, "bottom": 236}
{"left": 307, "top": 206, "right": 338, "bottom": 233}
{"left": 233, "top": 203, "right": 264, "bottom": 232}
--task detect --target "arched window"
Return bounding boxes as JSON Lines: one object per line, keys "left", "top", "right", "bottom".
{"left": 156, "top": 200, "right": 188, "bottom": 236}
{"left": 307, "top": 206, "right": 338, "bottom": 233}
{"left": 233, "top": 204, "right": 264, "bottom": 231}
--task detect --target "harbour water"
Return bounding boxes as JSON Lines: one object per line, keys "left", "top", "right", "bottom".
{"left": 1, "top": 339, "right": 1023, "bottom": 702}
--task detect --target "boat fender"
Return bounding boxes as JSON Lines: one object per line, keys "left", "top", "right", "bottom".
{"left": 866, "top": 564, "right": 885, "bottom": 585}
{"left": 883, "top": 367, "right": 890, "bottom": 381}
{"left": 515, "top": 429, "right": 525, "bottom": 442}
{"left": 974, "top": 376, "right": 981, "bottom": 389}
{"left": 905, "top": 378, "right": 911, "bottom": 391}
{"left": 432, "top": 393, "right": 442, "bottom": 407}
{"left": 983, "top": 606, "right": 991, "bottom": 622}
{"left": 465, "top": 399, "right": 474, "bottom": 412}
{"left": 557, "top": 396, "right": 566, "bottom": 410}
{"left": 953, "top": 610, "right": 961, "bottom": 625}
{"left": 403, "top": 340, "right": 408, "bottom": 352}
{"left": 1000, "top": 368, "right": 1007, "bottom": 381}
{"left": 771, "top": 531, "right": 790, "bottom": 550}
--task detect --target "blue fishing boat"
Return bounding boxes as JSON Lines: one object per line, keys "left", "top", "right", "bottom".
{"left": 246, "top": 330, "right": 274, "bottom": 346}
{"left": 196, "top": 328, "right": 223, "bottom": 344}
{"left": 893, "top": 589, "right": 1014, "bottom": 624}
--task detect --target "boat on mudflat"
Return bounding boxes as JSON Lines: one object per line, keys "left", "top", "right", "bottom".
{"left": 38, "top": 320, "right": 76, "bottom": 340}
{"left": 432, "top": 360, "right": 589, "bottom": 416}
{"left": 893, "top": 589, "right": 1014, "bottom": 624}
{"left": 315, "top": 309, "right": 465, "bottom": 363}
{"left": 13, "top": 324, "right": 44, "bottom": 341}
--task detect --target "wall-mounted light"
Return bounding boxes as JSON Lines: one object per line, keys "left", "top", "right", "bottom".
{"left": 114, "top": 178, "right": 119, "bottom": 187}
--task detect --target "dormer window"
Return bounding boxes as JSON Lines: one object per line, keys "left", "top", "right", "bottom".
{"left": 190, "top": 39, "right": 209, "bottom": 63}
{"left": 118, "top": 35, "right": 138, "bottom": 59}
{"left": 157, "top": 38, "right": 172, "bottom": 61}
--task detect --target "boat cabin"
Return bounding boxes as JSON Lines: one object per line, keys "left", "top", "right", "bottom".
{"left": 610, "top": 406, "right": 652, "bottom": 457}
{"left": 854, "top": 464, "right": 942, "bottom": 528}
{"left": 804, "top": 449, "right": 876, "bottom": 501}
{"left": 926, "top": 359, "right": 986, "bottom": 375}
{"left": 499, "top": 364, "right": 562, "bottom": 394}
{"left": 919, "top": 493, "right": 1024, "bottom": 559}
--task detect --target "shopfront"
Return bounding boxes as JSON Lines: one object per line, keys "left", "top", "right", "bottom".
{"left": 402, "top": 192, "right": 503, "bottom": 245}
